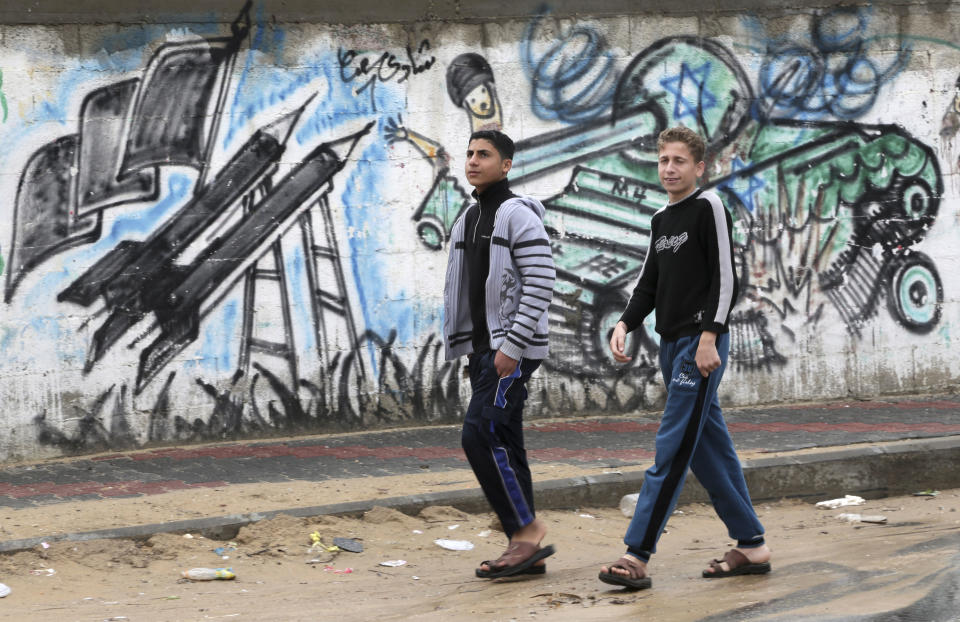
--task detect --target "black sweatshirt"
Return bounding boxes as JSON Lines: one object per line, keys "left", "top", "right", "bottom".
{"left": 463, "top": 178, "right": 516, "bottom": 352}
{"left": 619, "top": 188, "right": 739, "bottom": 340}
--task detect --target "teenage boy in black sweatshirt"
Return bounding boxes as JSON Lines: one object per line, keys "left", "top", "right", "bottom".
{"left": 598, "top": 126, "right": 771, "bottom": 590}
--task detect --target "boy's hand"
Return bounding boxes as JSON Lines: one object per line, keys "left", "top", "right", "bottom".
{"left": 609, "top": 321, "right": 632, "bottom": 363}
{"left": 695, "top": 331, "right": 720, "bottom": 377}
{"left": 494, "top": 350, "right": 519, "bottom": 378}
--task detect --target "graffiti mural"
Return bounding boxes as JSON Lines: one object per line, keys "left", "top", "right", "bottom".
{"left": 520, "top": 15, "right": 943, "bottom": 379}
{"left": 1, "top": 3, "right": 389, "bottom": 454}
{"left": 521, "top": 9, "right": 619, "bottom": 123}
{"left": 337, "top": 39, "right": 436, "bottom": 111}
{"left": 751, "top": 8, "right": 911, "bottom": 121}
{"left": 0, "top": 3, "right": 957, "bottom": 460}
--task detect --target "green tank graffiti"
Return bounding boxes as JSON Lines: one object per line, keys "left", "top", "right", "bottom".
{"left": 404, "top": 34, "right": 943, "bottom": 376}
{"left": 524, "top": 37, "right": 942, "bottom": 375}
{"left": 0, "top": 68, "right": 7, "bottom": 123}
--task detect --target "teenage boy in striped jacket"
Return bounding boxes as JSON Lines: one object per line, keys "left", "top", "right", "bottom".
{"left": 599, "top": 126, "right": 772, "bottom": 590}
{"left": 443, "top": 130, "right": 557, "bottom": 579}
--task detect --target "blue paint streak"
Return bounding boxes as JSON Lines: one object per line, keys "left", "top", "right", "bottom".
{"left": 0, "top": 327, "right": 13, "bottom": 350}
{"left": 226, "top": 47, "right": 403, "bottom": 150}
{"left": 294, "top": 57, "right": 405, "bottom": 147}
{"left": 16, "top": 316, "right": 86, "bottom": 367}
{"left": 93, "top": 21, "right": 220, "bottom": 59}
{"left": 521, "top": 8, "right": 617, "bottom": 123}
{"left": 224, "top": 2, "right": 285, "bottom": 148}
{"left": 341, "top": 132, "right": 419, "bottom": 376}
{"left": 190, "top": 299, "right": 239, "bottom": 372}
{"left": 225, "top": 14, "right": 412, "bottom": 151}
{"left": 287, "top": 241, "right": 316, "bottom": 354}
{"left": 102, "top": 174, "right": 193, "bottom": 245}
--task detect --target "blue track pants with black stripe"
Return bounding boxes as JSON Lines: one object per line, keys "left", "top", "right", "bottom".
{"left": 624, "top": 333, "right": 765, "bottom": 561}
{"left": 461, "top": 349, "right": 541, "bottom": 539}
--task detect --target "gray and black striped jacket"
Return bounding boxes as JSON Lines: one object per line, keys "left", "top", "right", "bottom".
{"left": 443, "top": 195, "right": 555, "bottom": 361}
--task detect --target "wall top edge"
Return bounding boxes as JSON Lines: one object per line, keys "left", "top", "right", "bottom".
{"left": 0, "top": 0, "right": 942, "bottom": 26}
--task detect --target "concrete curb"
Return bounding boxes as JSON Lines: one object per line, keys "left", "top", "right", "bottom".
{"left": 2, "top": 436, "right": 958, "bottom": 554}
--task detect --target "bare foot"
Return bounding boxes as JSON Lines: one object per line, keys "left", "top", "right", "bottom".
{"left": 703, "top": 545, "right": 771, "bottom": 575}
{"left": 510, "top": 517, "right": 547, "bottom": 545}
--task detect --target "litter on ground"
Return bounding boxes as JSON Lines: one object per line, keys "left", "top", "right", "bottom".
{"left": 816, "top": 495, "right": 866, "bottom": 509}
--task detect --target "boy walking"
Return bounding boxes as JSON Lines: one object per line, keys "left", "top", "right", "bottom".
{"left": 599, "top": 126, "right": 771, "bottom": 590}
{"left": 443, "top": 130, "right": 557, "bottom": 578}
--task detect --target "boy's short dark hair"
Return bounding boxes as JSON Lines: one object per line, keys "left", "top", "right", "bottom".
{"left": 657, "top": 126, "right": 705, "bottom": 163}
{"left": 469, "top": 129, "right": 515, "bottom": 160}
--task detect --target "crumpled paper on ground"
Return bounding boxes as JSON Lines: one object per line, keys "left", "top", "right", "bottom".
{"left": 816, "top": 495, "right": 866, "bottom": 509}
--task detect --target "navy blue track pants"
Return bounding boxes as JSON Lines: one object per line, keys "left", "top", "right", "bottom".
{"left": 624, "top": 333, "right": 765, "bottom": 560}
{"left": 461, "top": 349, "right": 541, "bottom": 539}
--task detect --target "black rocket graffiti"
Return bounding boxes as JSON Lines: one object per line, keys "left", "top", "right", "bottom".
{"left": 59, "top": 100, "right": 311, "bottom": 366}
{"left": 12, "top": 0, "right": 374, "bottom": 401}
{"left": 136, "top": 121, "right": 374, "bottom": 393}
{"left": 3, "top": 2, "right": 251, "bottom": 303}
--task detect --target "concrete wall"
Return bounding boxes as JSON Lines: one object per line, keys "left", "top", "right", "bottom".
{"left": 2, "top": 0, "right": 959, "bottom": 462}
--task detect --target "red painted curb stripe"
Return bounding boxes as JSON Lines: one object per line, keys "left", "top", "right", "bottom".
{"left": 530, "top": 421, "right": 960, "bottom": 434}
{"left": 0, "top": 480, "right": 231, "bottom": 499}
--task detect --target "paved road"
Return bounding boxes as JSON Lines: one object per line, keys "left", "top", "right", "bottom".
{"left": 3, "top": 396, "right": 960, "bottom": 509}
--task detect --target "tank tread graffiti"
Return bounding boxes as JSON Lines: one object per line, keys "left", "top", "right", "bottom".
{"left": 728, "top": 310, "right": 787, "bottom": 371}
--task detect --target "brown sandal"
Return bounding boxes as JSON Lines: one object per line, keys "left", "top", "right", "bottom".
{"left": 598, "top": 555, "right": 652, "bottom": 590}
{"left": 475, "top": 561, "right": 546, "bottom": 578}
{"left": 703, "top": 549, "right": 771, "bottom": 578}
{"left": 475, "top": 542, "right": 555, "bottom": 579}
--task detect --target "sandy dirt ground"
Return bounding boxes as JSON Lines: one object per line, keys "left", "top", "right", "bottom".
{"left": 0, "top": 461, "right": 644, "bottom": 543}
{"left": 1, "top": 487, "right": 958, "bottom": 621}
{"left": 0, "top": 443, "right": 890, "bottom": 543}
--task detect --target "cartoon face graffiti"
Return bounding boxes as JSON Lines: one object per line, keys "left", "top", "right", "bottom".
{"left": 446, "top": 53, "right": 503, "bottom": 131}
{"left": 463, "top": 83, "right": 497, "bottom": 119}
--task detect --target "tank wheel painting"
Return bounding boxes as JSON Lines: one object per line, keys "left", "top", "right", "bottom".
{"left": 886, "top": 251, "right": 942, "bottom": 334}
{"left": 579, "top": 292, "right": 640, "bottom": 371}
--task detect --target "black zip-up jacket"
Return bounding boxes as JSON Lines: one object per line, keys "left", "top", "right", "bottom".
{"left": 619, "top": 188, "right": 739, "bottom": 340}
{"left": 463, "top": 178, "right": 516, "bottom": 352}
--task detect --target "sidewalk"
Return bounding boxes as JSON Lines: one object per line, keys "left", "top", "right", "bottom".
{"left": 2, "top": 394, "right": 960, "bottom": 552}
